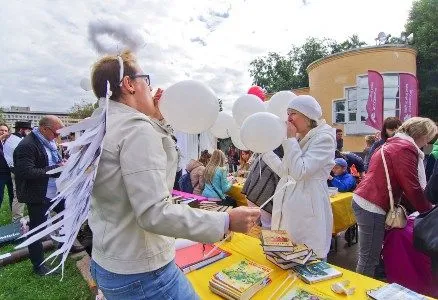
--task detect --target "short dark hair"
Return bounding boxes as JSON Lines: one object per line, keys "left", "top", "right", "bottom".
{"left": 381, "top": 117, "right": 402, "bottom": 140}
{"left": 336, "top": 129, "right": 343, "bottom": 133}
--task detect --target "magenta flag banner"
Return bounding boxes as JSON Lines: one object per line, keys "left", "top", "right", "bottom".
{"left": 399, "top": 73, "right": 418, "bottom": 121}
{"left": 365, "top": 70, "right": 384, "bottom": 130}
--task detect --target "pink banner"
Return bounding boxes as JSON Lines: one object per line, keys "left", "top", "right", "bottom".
{"left": 399, "top": 73, "right": 418, "bottom": 121}
{"left": 365, "top": 70, "right": 384, "bottom": 130}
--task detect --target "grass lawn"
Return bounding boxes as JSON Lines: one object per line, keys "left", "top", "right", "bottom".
{"left": 0, "top": 191, "right": 93, "bottom": 300}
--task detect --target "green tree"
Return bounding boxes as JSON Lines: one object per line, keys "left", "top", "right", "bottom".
{"left": 249, "top": 36, "right": 366, "bottom": 92}
{"left": 249, "top": 51, "right": 298, "bottom": 92}
{"left": 329, "top": 34, "right": 367, "bottom": 54}
{"left": 69, "top": 101, "right": 97, "bottom": 119}
{"left": 0, "top": 107, "right": 5, "bottom": 123}
{"left": 405, "top": 0, "right": 438, "bottom": 119}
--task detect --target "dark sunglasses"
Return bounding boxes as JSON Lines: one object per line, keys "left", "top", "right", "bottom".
{"left": 129, "top": 74, "right": 150, "bottom": 86}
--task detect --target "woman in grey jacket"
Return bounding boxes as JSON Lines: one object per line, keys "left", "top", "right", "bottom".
{"left": 88, "top": 50, "right": 260, "bottom": 300}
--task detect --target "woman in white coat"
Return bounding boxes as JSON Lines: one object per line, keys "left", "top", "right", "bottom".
{"left": 262, "top": 95, "right": 336, "bottom": 259}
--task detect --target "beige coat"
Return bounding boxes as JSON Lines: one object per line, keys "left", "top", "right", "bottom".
{"left": 186, "top": 159, "right": 205, "bottom": 195}
{"left": 89, "top": 101, "right": 227, "bottom": 274}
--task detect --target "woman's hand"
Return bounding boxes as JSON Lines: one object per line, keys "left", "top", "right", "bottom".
{"left": 153, "top": 88, "right": 164, "bottom": 121}
{"left": 228, "top": 207, "right": 261, "bottom": 233}
{"left": 286, "top": 121, "right": 298, "bottom": 138}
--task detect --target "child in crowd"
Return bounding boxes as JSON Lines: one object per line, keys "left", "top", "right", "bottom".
{"left": 328, "top": 158, "right": 356, "bottom": 192}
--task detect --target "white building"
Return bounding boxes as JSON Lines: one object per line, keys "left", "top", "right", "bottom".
{"left": 2, "top": 106, "right": 80, "bottom": 129}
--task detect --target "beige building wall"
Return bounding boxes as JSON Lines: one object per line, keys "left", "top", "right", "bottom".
{"left": 306, "top": 45, "right": 417, "bottom": 152}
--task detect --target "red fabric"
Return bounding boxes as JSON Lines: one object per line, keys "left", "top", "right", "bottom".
{"left": 355, "top": 137, "right": 432, "bottom": 213}
{"left": 383, "top": 218, "right": 438, "bottom": 298}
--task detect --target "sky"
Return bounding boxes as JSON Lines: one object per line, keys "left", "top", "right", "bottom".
{"left": 0, "top": 0, "right": 414, "bottom": 113}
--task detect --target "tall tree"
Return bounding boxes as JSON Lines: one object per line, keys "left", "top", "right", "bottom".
{"left": 69, "top": 101, "right": 97, "bottom": 119}
{"left": 249, "top": 51, "right": 298, "bottom": 92}
{"left": 0, "top": 107, "right": 5, "bottom": 123}
{"left": 405, "top": 0, "right": 438, "bottom": 119}
{"left": 249, "top": 36, "right": 366, "bottom": 92}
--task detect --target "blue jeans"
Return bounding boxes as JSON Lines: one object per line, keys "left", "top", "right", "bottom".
{"left": 352, "top": 200, "right": 386, "bottom": 277}
{"left": 90, "top": 260, "right": 199, "bottom": 300}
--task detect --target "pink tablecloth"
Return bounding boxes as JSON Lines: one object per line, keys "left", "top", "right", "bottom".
{"left": 172, "top": 190, "right": 208, "bottom": 202}
{"left": 383, "top": 218, "right": 438, "bottom": 298}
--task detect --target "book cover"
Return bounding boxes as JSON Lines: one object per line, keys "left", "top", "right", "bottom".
{"left": 280, "top": 287, "right": 334, "bottom": 300}
{"left": 175, "top": 243, "right": 230, "bottom": 273}
{"left": 293, "top": 262, "right": 342, "bottom": 284}
{"left": 213, "top": 260, "right": 272, "bottom": 294}
{"left": 261, "top": 230, "right": 294, "bottom": 247}
{"left": 367, "top": 283, "right": 426, "bottom": 300}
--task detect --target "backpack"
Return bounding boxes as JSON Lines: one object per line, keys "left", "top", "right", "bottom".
{"left": 178, "top": 170, "right": 193, "bottom": 193}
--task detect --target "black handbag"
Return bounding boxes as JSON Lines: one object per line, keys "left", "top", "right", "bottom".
{"left": 414, "top": 205, "right": 438, "bottom": 273}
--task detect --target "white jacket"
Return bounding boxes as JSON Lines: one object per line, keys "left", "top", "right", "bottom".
{"left": 262, "top": 124, "right": 336, "bottom": 258}
{"left": 89, "top": 101, "right": 227, "bottom": 274}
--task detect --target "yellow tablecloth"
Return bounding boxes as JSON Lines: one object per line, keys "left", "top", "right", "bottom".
{"left": 187, "top": 233, "right": 385, "bottom": 299}
{"left": 227, "top": 183, "right": 247, "bottom": 207}
{"left": 330, "top": 192, "right": 355, "bottom": 234}
{"left": 227, "top": 182, "right": 355, "bottom": 234}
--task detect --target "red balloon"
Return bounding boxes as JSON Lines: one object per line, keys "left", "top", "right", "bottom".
{"left": 247, "top": 86, "right": 266, "bottom": 101}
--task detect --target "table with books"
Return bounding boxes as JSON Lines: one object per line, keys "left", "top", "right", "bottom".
{"left": 185, "top": 232, "right": 421, "bottom": 300}
{"left": 226, "top": 180, "right": 356, "bottom": 234}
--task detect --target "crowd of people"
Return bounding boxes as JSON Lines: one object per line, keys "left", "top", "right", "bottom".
{"left": 0, "top": 49, "right": 437, "bottom": 299}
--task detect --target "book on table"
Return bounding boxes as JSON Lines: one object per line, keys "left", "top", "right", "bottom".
{"left": 260, "top": 230, "right": 296, "bottom": 252}
{"left": 292, "top": 261, "right": 342, "bottom": 284}
{"left": 209, "top": 259, "right": 273, "bottom": 300}
{"left": 175, "top": 242, "right": 230, "bottom": 274}
{"left": 280, "top": 287, "right": 334, "bottom": 300}
{"left": 266, "top": 249, "right": 315, "bottom": 265}
{"left": 366, "top": 283, "right": 427, "bottom": 300}
{"left": 265, "top": 243, "right": 311, "bottom": 260}
{"left": 266, "top": 255, "right": 299, "bottom": 270}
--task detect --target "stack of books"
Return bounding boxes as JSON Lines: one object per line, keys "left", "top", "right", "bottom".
{"left": 175, "top": 242, "right": 230, "bottom": 274}
{"left": 209, "top": 259, "right": 272, "bottom": 300}
{"left": 260, "top": 230, "right": 316, "bottom": 269}
{"left": 198, "top": 201, "right": 233, "bottom": 212}
{"left": 171, "top": 197, "right": 233, "bottom": 212}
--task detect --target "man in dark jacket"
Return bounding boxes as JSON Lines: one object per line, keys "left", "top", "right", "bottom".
{"left": 13, "top": 116, "right": 64, "bottom": 276}
{"left": 10, "top": 121, "right": 33, "bottom": 221}
{"left": 0, "top": 123, "right": 13, "bottom": 211}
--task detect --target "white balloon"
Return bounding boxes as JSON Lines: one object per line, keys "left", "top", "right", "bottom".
{"left": 229, "top": 121, "right": 248, "bottom": 150}
{"left": 267, "top": 91, "right": 297, "bottom": 121}
{"left": 80, "top": 78, "right": 92, "bottom": 91}
{"left": 240, "top": 112, "right": 286, "bottom": 153}
{"left": 210, "top": 112, "right": 233, "bottom": 139}
{"left": 160, "top": 80, "right": 219, "bottom": 134}
{"left": 232, "top": 94, "right": 265, "bottom": 126}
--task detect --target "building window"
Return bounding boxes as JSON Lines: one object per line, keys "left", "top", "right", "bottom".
{"left": 333, "top": 99, "right": 346, "bottom": 123}
{"left": 333, "top": 73, "right": 401, "bottom": 126}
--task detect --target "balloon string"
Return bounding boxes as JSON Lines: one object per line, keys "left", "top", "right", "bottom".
{"left": 258, "top": 155, "right": 262, "bottom": 180}
{"left": 259, "top": 178, "right": 293, "bottom": 209}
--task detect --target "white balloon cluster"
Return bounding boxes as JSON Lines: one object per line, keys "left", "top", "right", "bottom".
{"left": 208, "top": 90, "right": 296, "bottom": 153}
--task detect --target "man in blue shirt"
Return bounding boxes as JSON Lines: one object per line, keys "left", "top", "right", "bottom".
{"left": 328, "top": 158, "right": 356, "bottom": 192}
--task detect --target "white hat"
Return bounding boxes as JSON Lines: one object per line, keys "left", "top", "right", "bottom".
{"left": 288, "top": 95, "right": 322, "bottom": 121}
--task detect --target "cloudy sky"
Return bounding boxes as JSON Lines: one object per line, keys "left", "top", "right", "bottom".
{"left": 0, "top": 0, "right": 414, "bottom": 113}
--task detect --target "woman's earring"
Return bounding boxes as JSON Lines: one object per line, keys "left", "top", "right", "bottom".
{"left": 130, "top": 90, "right": 135, "bottom": 95}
